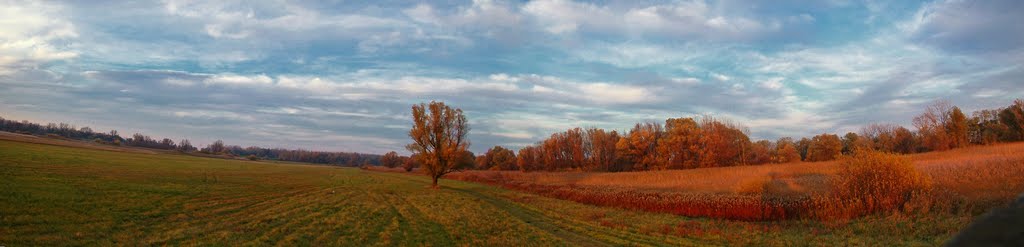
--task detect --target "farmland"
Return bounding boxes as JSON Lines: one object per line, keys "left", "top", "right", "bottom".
{"left": 0, "top": 135, "right": 1004, "bottom": 246}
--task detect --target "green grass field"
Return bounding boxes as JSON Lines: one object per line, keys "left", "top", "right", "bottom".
{"left": 0, "top": 139, "right": 970, "bottom": 246}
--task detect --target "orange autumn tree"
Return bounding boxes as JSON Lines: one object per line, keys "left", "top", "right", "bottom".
{"left": 696, "top": 116, "right": 750, "bottom": 167}
{"left": 480, "top": 145, "right": 517, "bottom": 170}
{"left": 775, "top": 137, "right": 802, "bottom": 163}
{"left": 406, "top": 101, "right": 470, "bottom": 188}
{"left": 806, "top": 133, "right": 842, "bottom": 162}
{"left": 380, "top": 151, "right": 401, "bottom": 168}
{"left": 658, "top": 117, "right": 701, "bottom": 169}
{"left": 584, "top": 127, "right": 622, "bottom": 171}
{"left": 516, "top": 145, "right": 542, "bottom": 171}
{"left": 616, "top": 122, "right": 663, "bottom": 170}
{"left": 914, "top": 100, "right": 954, "bottom": 151}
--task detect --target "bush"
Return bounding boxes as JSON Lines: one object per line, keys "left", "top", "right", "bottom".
{"left": 826, "top": 151, "right": 932, "bottom": 218}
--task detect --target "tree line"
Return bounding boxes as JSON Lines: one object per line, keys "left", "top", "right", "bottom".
{"left": 0, "top": 116, "right": 380, "bottom": 166}
{"left": 407, "top": 99, "right": 1024, "bottom": 173}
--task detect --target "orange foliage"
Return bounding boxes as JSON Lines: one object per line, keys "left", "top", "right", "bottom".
{"left": 406, "top": 101, "right": 470, "bottom": 187}
{"left": 806, "top": 133, "right": 842, "bottom": 162}
{"left": 815, "top": 151, "right": 932, "bottom": 219}
{"left": 447, "top": 142, "right": 1024, "bottom": 221}
{"left": 658, "top": 118, "right": 701, "bottom": 169}
{"left": 616, "top": 122, "right": 663, "bottom": 170}
{"left": 775, "top": 138, "right": 801, "bottom": 163}
{"left": 380, "top": 151, "right": 401, "bottom": 168}
{"left": 696, "top": 116, "right": 749, "bottom": 167}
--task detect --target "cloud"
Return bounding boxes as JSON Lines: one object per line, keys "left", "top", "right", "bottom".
{"left": 3, "top": 0, "right": 1023, "bottom": 155}
{"left": 522, "top": 0, "right": 782, "bottom": 40}
{"left": 163, "top": 0, "right": 409, "bottom": 39}
{"left": 3, "top": 68, "right": 670, "bottom": 153}
{"left": 905, "top": 0, "right": 1024, "bottom": 53}
{"left": 0, "top": 1, "right": 77, "bottom": 75}
{"left": 204, "top": 74, "right": 273, "bottom": 86}
{"left": 571, "top": 42, "right": 708, "bottom": 68}
{"left": 760, "top": 77, "right": 784, "bottom": 90}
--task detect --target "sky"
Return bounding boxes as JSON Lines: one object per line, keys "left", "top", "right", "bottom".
{"left": 1, "top": 0, "right": 1023, "bottom": 154}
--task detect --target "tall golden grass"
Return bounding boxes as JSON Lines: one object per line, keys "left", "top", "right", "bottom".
{"left": 448, "top": 142, "right": 1024, "bottom": 221}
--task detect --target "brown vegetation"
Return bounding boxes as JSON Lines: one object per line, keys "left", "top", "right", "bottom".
{"left": 815, "top": 151, "right": 932, "bottom": 219}
{"left": 421, "top": 99, "right": 1024, "bottom": 175}
{"left": 381, "top": 151, "right": 401, "bottom": 168}
{"left": 476, "top": 146, "right": 517, "bottom": 170}
{"left": 447, "top": 142, "right": 1024, "bottom": 221}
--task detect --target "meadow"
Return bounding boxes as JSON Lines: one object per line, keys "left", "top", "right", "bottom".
{"left": 0, "top": 136, "right": 1007, "bottom": 246}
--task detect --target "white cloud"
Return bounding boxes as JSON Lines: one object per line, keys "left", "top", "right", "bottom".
{"left": 399, "top": 0, "right": 525, "bottom": 44}
{"left": 672, "top": 77, "right": 700, "bottom": 86}
{"left": 902, "top": 0, "right": 1024, "bottom": 53}
{"left": 760, "top": 77, "right": 784, "bottom": 90}
{"left": 403, "top": 4, "right": 441, "bottom": 25}
{"left": 489, "top": 131, "right": 534, "bottom": 140}
{"left": 522, "top": 0, "right": 612, "bottom": 34}
{"left": 489, "top": 74, "right": 658, "bottom": 105}
{"left": 572, "top": 42, "right": 705, "bottom": 68}
{"left": 523, "top": 0, "right": 778, "bottom": 40}
{"left": 193, "top": 71, "right": 657, "bottom": 106}
{"left": 0, "top": 1, "right": 78, "bottom": 75}
{"left": 164, "top": 0, "right": 410, "bottom": 40}
{"left": 751, "top": 35, "right": 933, "bottom": 90}
{"left": 204, "top": 74, "right": 273, "bottom": 86}
{"left": 173, "top": 109, "right": 254, "bottom": 122}
{"left": 711, "top": 73, "right": 731, "bottom": 81}
{"left": 578, "top": 83, "right": 653, "bottom": 104}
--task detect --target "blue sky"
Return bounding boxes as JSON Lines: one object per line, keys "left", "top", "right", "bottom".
{"left": 1, "top": 0, "right": 1022, "bottom": 154}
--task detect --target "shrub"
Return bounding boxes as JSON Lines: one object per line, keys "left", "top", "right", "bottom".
{"left": 825, "top": 151, "right": 932, "bottom": 218}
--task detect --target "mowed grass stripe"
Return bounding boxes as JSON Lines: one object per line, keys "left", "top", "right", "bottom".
{"left": 253, "top": 189, "right": 356, "bottom": 245}
{"left": 373, "top": 171, "right": 702, "bottom": 246}
{"left": 362, "top": 172, "right": 565, "bottom": 245}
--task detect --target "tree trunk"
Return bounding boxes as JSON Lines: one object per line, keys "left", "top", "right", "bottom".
{"left": 431, "top": 175, "right": 439, "bottom": 188}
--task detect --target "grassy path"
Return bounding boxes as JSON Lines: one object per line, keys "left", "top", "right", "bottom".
{"left": 376, "top": 171, "right": 698, "bottom": 246}
{"left": 450, "top": 186, "right": 612, "bottom": 246}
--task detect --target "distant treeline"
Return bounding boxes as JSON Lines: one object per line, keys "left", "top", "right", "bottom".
{"left": 464, "top": 99, "right": 1024, "bottom": 172}
{"left": 0, "top": 117, "right": 380, "bottom": 166}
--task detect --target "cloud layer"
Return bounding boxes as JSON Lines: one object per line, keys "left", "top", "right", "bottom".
{"left": 1, "top": 0, "right": 1022, "bottom": 154}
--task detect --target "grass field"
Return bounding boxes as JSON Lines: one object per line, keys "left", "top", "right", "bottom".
{"left": 0, "top": 138, "right": 991, "bottom": 246}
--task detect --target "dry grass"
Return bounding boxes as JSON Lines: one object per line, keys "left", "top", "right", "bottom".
{"left": 448, "top": 142, "right": 1024, "bottom": 221}
{"left": 916, "top": 143, "right": 1024, "bottom": 209}
{"left": 453, "top": 161, "right": 837, "bottom": 194}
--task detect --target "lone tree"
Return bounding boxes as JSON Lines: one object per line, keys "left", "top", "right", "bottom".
{"left": 406, "top": 101, "right": 470, "bottom": 188}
